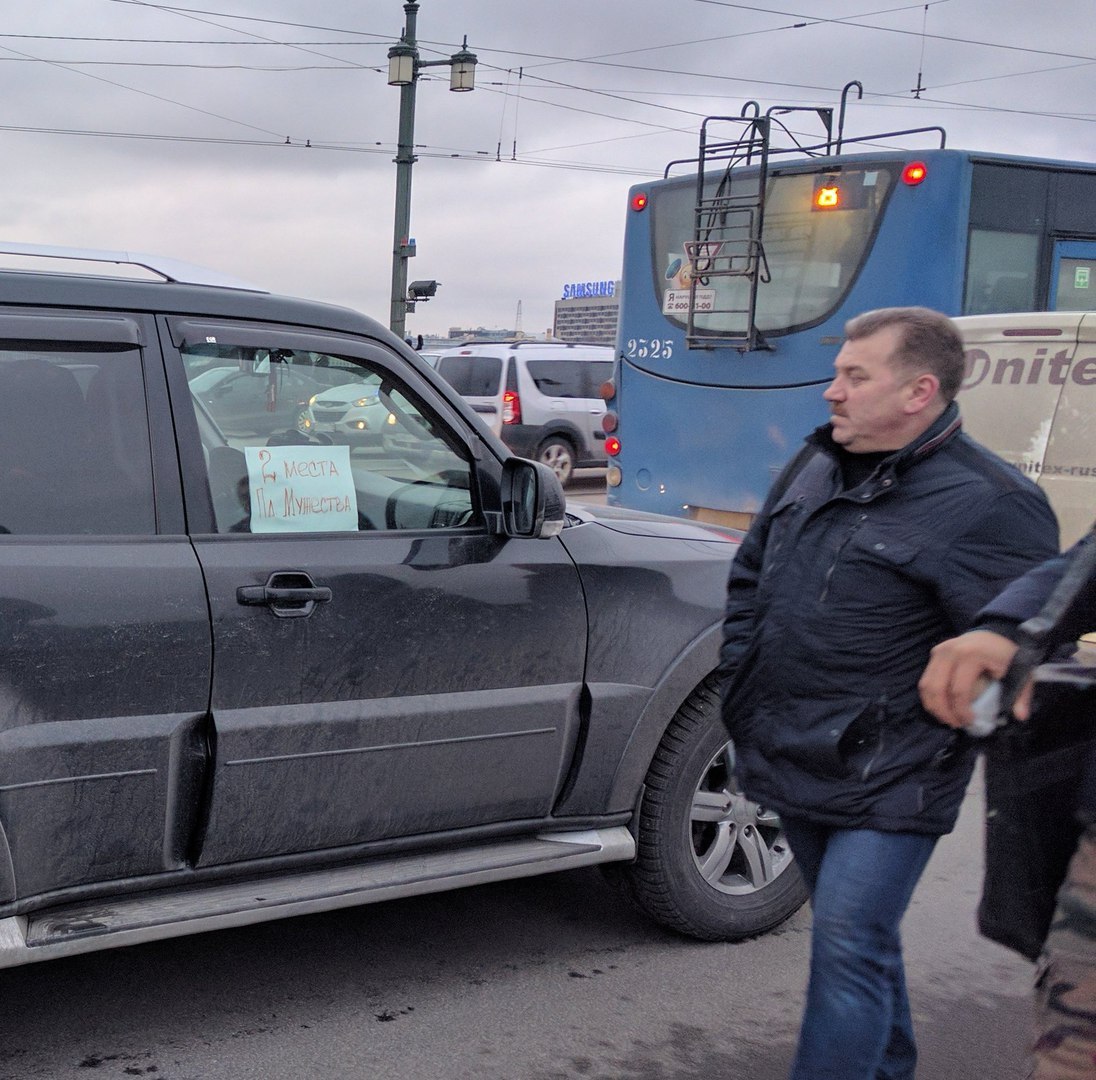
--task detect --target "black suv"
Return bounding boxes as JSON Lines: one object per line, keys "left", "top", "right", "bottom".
{"left": 0, "top": 244, "right": 805, "bottom": 968}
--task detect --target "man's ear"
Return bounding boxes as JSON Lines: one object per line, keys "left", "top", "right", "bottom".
{"left": 905, "top": 373, "right": 941, "bottom": 414}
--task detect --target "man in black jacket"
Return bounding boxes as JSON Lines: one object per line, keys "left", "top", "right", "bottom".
{"left": 920, "top": 548, "right": 1096, "bottom": 1080}
{"left": 720, "top": 307, "right": 1059, "bottom": 1080}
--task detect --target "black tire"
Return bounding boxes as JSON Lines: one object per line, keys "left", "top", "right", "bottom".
{"left": 610, "top": 676, "right": 809, "bottom": 941}
{"left": 536, "top": 436, "right": 576, "bottom": 486}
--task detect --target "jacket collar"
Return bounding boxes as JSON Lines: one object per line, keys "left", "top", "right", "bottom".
{"left": 807, "top": 401, "right": 962, "bottom": 474}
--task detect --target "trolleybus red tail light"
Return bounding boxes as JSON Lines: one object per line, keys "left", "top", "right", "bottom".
{"left": 502, "top": 389, "right": 521, "bottom": 425}
{"left": 902, "top": 161, "right": 928, "bottom": 186}
{"left": 602, "top": 411, "right": 618, "bottom": 434}
{"left": 630, "top": 192, "right": 648, "bottom": 212}
{"left": 605, "top": 436, "right": 621, "bottom": 456}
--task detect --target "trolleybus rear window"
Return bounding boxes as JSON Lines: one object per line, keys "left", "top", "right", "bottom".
{"left": 651, "top": 165, "right": 897, "bottom": 337}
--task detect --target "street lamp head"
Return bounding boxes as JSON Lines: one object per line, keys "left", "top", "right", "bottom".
{"left": 449, "top": 37, "right": 477, "bottom": 92}
{"left": 387, "top": 42, "right": 416, "bottom": 86}
{"left": 408, "top": 280, "right": 440, "bottom": 300}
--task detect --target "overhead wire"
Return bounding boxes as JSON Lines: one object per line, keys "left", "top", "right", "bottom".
{"left": 104, "top": 0, "right": 392, "bottom": 40}
{"left": 105, "top": 0, "right": 377, "bottom": 71}
{"left": 1, "top": 1, "right": 1090, "bottom": 179}
{"left": 0, "top": 121, "right": 646, "bottom": 175}
{"left": 0, "top": 40, "right": 287, "bottom": 138}
{"left": 0, "top": 34, "right": 378, "bottom": 46}
{"left": 688, "top": 0, "right": 1096, "bottom": 64}
{"left": 0, "top": 57, "right": 373, "bottom": 71}
{"left": 0, "top": 49, "right": 1087, "bottom": 105}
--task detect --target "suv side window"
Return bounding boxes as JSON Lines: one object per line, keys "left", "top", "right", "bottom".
{"left": 524, "top": 358, "right": 614, "bottom": 399}
{"left": 0, "top": 347, "right": 156, "bottom": 535}
{"left": 180, "top": 345, "right": 477, "bottom": 534}
{"left": 524, "top": 359, "right": 585, "bottom": 398}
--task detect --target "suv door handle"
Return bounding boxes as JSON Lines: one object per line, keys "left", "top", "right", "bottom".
{"left": 237, "top": 572, "right": 332, "bottom": 619}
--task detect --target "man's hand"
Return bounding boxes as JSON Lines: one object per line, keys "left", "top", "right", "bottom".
{"left": 919, "top": 630, "right": 1033, "bottom": 728}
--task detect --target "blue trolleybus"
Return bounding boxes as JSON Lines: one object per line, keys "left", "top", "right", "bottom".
{"left": 605, "top": 93, "right": 1096, "bottom": 527}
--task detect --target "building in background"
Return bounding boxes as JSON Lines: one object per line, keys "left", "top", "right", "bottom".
{"left": 553, "top": 280, "right": 620, "bottom": 345}
{"left": 407, "top": 329, "right": 519, "bottom": 351}
{"left": 414, "top": 279, "right": 622, "bottom": 349}
{"left": 443, "top": 326, "right": 518, "bottom": 343}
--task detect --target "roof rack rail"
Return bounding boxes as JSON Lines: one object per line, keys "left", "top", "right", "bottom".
{"left": 0, "top": 242, "right": 266, "bottom": 292}
{"left": 505, "top": 339, "right": 608, "bottom": 349}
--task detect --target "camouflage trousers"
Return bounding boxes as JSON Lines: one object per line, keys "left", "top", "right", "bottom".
{"left": 1034, "top": 823, "right": 1096, "bottom": 1079}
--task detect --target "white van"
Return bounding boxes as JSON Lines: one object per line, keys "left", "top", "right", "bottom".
{"left": 434, "top": 341, "right": 614, "bottom": 485}
{"left": 955, "top": 311, "right": 1096, "bottom": 547}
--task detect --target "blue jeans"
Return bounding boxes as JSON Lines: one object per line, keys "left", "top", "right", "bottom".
{"left": 781, "top": 819, "right": 939, "bottom": 1080}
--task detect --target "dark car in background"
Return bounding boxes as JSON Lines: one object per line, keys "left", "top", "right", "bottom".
{"left": 0, "top": 243, "right": 805, "bottom": 969}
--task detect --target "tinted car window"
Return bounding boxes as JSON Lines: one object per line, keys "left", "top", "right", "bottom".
{"left": 0, "top": 348, "right": 155, "bottom": 535}
{"left": 525, "top": 358, "right": 614, "bottom": 398}
{"left": 525, "top": 359, "right": 585, "bottom": 397}
{"left": 436, "top": 354, "right": 503, "bottom": 396}
{"left": 585, "top": 361, "right": 614, "bottom": 396}
{"left": 180, "top": 345, "right": 476, "bottom": 534}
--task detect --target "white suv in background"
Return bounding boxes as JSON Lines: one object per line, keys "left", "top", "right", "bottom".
{"left": 434, "top": 341, "right": 614, "bottom": 485}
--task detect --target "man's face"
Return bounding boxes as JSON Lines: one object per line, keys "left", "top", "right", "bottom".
{"left": 823, "top": 327, "right": 920, "bottom": 453}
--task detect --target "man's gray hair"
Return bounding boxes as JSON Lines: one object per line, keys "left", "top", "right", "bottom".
{"left": 844, "top": 307, "right": 965, "bottom": 402}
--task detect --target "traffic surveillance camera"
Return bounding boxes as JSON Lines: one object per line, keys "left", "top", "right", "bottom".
{"left": 408, "top": 280, "right": 440, "bottom": 300}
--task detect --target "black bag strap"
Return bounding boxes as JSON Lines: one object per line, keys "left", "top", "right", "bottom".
{"left": 1000, "top": 527, "right": 1096, "bottom": 714}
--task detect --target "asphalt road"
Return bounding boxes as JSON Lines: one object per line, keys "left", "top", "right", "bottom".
{"left": 0, "top": 767, "right": 1035, "bottom": 1080}
{"left": 566, "top": 471, "right": 608, "bottom": 505}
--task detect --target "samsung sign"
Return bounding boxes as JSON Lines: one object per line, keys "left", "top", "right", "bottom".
{"left": 562, "top": 280, "right": 616, "bottom": 300}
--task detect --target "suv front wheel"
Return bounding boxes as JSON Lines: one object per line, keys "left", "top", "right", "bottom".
{"left": 537, "top": 436, "right": 576, "bottom": 486}
{"left": 608, "top": 677, "right": 809, "bottom": 940}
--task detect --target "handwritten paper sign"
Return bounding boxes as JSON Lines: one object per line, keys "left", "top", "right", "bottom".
{"left": 245, "top": 445, "right": 358, "bottom": 533}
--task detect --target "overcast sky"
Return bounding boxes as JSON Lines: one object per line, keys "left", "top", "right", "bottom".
{"left": 0, "top": 0, "right": 1092, "bottom": 337}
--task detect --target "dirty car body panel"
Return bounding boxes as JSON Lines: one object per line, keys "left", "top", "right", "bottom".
{"left": 0, "top": 246, "right": 804, "bottom": 966}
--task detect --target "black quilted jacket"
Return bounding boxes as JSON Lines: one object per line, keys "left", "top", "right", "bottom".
{"left": 720, "top": 403, "right": 1060, "bottom": 834}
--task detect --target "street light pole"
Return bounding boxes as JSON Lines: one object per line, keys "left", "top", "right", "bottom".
{"left": 387, "top": 2, "right": 476, "bottom": 343}
{"left": 388, "top": 3, "right": 418, "bottom": 341}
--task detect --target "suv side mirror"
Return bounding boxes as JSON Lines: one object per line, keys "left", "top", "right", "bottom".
{"left": 501, "top": 458, "right": 565, "bottom": 539}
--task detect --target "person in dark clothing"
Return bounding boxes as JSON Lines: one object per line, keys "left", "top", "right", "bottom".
{"left": 920, "top": 546, "right": 1096, "bottom": 1080}
{"left": 720, "top": 306, "right": 1060, "bottom": 1080}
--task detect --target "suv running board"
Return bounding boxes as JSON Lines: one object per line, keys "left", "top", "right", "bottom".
{"left": 0, "top": 827, "right": 635, "bottom": 969}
